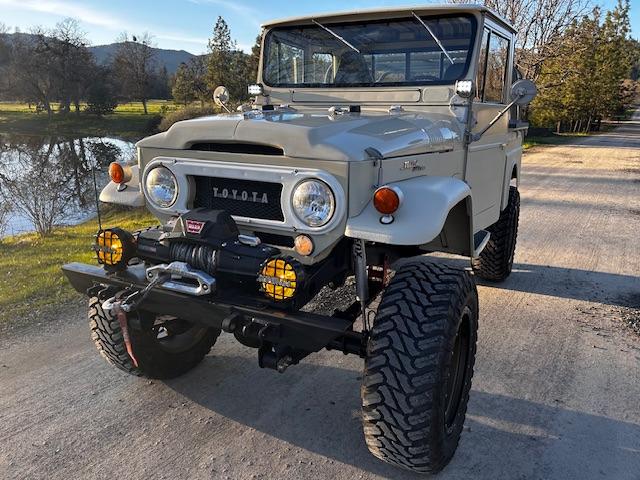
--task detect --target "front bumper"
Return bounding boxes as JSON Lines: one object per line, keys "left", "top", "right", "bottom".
{"left": 62, "top": 262, "right": 357, "bottom": 354}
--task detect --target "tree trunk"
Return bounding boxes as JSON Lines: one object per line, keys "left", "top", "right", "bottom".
{"left": 556, "top": 121, "right": 561, "bottom": 134}
{"left": 142, "top": 99, "right": 148, "bottom": 115}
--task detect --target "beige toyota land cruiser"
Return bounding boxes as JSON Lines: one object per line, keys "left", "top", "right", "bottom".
{"left": 63, "top": 4, "right": 536, "bottom": 473}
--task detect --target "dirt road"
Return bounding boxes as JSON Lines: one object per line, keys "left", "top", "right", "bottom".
{"left": 1, "top": 117, "right": 639, "bottom": 480}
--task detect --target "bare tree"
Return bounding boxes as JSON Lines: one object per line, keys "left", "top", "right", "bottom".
{"left": 448, "top": 0, "right": 591, "bottom": 80}
{"left": 0, "top": 140, "right": 71, "bottom": 236}
{"left": 0, "top": 195, "right": 11, "bottom": 240}
{"left": 0, "top": 23, "right": 9, "bottom": 97}
{"left": 5, "top": 27, "right": 59, "bottom": 117}
{"left": 113, "top": 32, "right": 156, "bottom": 114}
{"left": 50, "top": 19, "right": 94, "bottom": 114}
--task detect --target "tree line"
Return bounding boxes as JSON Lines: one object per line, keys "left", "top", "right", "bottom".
{"left": 0, "top": 19, "right": 171, "bottom": 116}
{"left": 530, "top": 0, "right": 639, "bottom": 132}
{"left": 0, "top": 16, "right": 258, "bottom": 118}
{"left": 0, "top": 4, "right": 638, "bottom": 132}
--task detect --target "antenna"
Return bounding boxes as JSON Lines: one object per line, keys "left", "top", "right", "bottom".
{"left": 91, "top": 159, "right": 102, "bottom": 231}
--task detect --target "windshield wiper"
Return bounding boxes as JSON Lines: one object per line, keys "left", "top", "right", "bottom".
{"left": 411, "top": 12, "right": 454, "bottom": 65}
{"left": 312, "top": 19, "right": 360, "bottom": 53}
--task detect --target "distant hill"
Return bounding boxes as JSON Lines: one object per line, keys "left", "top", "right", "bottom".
{"left": 89, "top": 44, "right": 196, "bottom": 75}
{"left": 1, "top": 33, "right": 196, "bottom": 75}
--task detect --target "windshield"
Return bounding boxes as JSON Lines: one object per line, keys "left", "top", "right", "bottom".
{"left": 263, "top": 14, "right": 476, "bottom": 88}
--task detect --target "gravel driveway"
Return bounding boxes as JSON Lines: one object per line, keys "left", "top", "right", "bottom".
{"left": 1, "top": 115, "right": 639, "bottom": 480}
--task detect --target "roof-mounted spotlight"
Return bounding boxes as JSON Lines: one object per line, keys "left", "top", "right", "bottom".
{"left": 248, "top": 84, "right": 264, "bottom": 96}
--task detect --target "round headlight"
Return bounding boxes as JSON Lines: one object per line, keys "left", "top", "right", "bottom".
{"left": 292, "top": 180, "right": 335, "bottom": 227}
{"left": 145, "top": 166, "right": 178, "bottom": 208}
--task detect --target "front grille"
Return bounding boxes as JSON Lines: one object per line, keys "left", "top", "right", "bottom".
{"left": 192, "top": 176, "right": 284, "bottom": 221}
{"left": 190, "top": 143, "right": 284, "bottom": 156}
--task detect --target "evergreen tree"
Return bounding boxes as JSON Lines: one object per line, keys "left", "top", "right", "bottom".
{"left": 206, "top": 17, "right": 236, "bottom": 99}
{"left": 205, "top": 16, "right": 250, "bottom": 102}
{"left": 172, "top": 56, "right": 209, "bottom": 106}
{"left": 531, "top": 0, "right": 634, "bottom": 132}
{"left": 172, "top": 62, "right": 196, "bottom": 106}
{"left": 245, "top": 34, "right": 262, "bottom": 84}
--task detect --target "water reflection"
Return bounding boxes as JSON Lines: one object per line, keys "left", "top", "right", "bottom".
{"left": 0, "top": 134, "right": 135, "bottom": 237}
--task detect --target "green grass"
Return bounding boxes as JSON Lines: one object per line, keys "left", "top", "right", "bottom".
{"left": 0, "top": 208, "right": 157, "bottom": 329}
{"left": 0, "top": 100, "right": 180, "bottom": 139}
{"left": 523, "top": 132, "right": 590, "bottom": 149}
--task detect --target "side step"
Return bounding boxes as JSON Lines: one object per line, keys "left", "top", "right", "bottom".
{"left": 473, "top": 230, "right": 491, "bottom": 257}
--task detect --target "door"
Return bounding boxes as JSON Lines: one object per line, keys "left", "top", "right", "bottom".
{"left": 465, "top": 26, "right": 512, "bottom": 230}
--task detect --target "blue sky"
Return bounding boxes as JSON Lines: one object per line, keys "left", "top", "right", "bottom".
{"left": 0, "top": 0, "right": 637, "bottom": 54}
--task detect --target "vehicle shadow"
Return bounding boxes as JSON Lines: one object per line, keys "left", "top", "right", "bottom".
{"left": 428, "top": 257, "right": 640, "bottom": 309}
{"left": 167, "top": 354, "right": 640, "bottom": 479}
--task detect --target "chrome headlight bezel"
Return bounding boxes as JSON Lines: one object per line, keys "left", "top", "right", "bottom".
{"left": 144, "top": 165, "right": 178, "bottom": 208}
{"left": 291, "top": 179, "right": 336, "bottom": 228}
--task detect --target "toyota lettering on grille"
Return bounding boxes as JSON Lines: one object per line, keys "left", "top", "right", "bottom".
{"left": 212, "top": 187, "right": 268, "bottom": 204}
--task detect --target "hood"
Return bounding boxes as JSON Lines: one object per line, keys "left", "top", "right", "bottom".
{"left": 137, "top": 109, "right": 463, "bottom": 161}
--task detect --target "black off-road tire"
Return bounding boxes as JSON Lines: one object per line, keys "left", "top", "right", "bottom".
{"left": 472, "top": 186, "right": 520, "bottom": 282}
{"left": 361, "top": 261, "right": 478, "bottom": 474}
{"left": 88, "top": 296, "right": 220, "bottom": 379}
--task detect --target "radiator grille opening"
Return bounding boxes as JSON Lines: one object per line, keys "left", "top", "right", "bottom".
{"left": 192, "top": 176, "right": 284, "bottom": 221}
{"left": 189, "top": 142, "right": 284, "bottom": 156}
{"left": 256, "top": 232, "right": 295, "bottom": 248}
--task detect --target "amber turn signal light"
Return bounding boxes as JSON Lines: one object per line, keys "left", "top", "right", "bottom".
{"left": 373, "top": 186, "right": 402, "bottom": 215}
{"left": 294, "top": 234, "right": 314, "bottom": 256}
{"left": 108, "top": 162, "right": 132, "bottom": 184}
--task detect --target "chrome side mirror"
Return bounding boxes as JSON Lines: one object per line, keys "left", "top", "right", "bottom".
{"left": 213, "top": 85, "right": 231, "bottom": 112}
{"left": 510, "top": 79, "right": 537, "bottom": 105}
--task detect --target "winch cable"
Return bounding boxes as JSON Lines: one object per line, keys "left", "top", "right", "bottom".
{"left": 119, "top": 272, "right": 170, "bottom": 313}
{"left": 169, "top": 242, "right": 217, "bottom": 276}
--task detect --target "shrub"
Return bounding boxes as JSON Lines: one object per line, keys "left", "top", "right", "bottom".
{"left": 85, "top": 81, "right": 118, "bottom": 116}
{"left": 158, "top": 105, "right": 219, "bottom": 131}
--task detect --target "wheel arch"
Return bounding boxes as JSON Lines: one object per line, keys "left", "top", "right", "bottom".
{"left": 502, "top": 145, "right": 522, "bottom": 210}
{"left": 345, "top": 176, "right": 474, "bottom": 257}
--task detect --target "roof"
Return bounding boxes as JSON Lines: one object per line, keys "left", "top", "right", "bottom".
{"left": 262, "top": 4, "right": 516, "bottom": 32}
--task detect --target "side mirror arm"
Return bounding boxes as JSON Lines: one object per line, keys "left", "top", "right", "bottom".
{"left": 466, "top": 96, "right": 521, "bottom": 143}
{"left": 465, "top": 79, "right": 536, "bottom": 144}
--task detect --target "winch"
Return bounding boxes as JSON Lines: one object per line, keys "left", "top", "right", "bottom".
{"left": 94, "top": 208, "right": 304, "bottom": 303}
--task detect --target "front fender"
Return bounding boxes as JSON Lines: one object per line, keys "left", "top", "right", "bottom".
{"left": 99, "top": 165, "right": 145, "bottom": 207}
{"left": 345, "top": 176, "right": 472, "bottom": 247}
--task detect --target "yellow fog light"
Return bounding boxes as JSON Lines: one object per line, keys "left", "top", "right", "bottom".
{"left": 95, "top": 228, "right": 135, "bottom": 271}
{"left": 258, "top": 257, "right": 301, "bottom": 301}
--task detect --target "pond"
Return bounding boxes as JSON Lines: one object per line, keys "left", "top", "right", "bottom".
{"left": 0, "top": 133, "right": 136, "bottom": 238}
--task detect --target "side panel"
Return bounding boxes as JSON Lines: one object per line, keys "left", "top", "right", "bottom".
{"left": 345, "top": 176, "right": 472, "bottom": 248}
{"left": 502, "top": 130, "right": 523, "bottom": 209}
{"left": 465, "top": 123, "right": 507, "bottom": 230}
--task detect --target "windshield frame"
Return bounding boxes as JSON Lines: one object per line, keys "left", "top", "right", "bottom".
{"left": 261, "top": 13, "right": 478, "bottom": 89}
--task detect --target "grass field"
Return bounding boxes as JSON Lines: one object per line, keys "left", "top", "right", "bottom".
{"left": 523, "top": 132, "right": 591, "bottom": 149}
{"left": 0, "top": 100, "right": 180, "bottom": 139}
{"left": 0, "top": 207, "right": 157, "bottom": 329}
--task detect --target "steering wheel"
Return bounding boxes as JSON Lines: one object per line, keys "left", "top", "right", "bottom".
{"left": 323, "top": 64, "right": 334, "bottom": 84}
{"left": 377, "top": 71, "right": 403, "bottom": 83}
